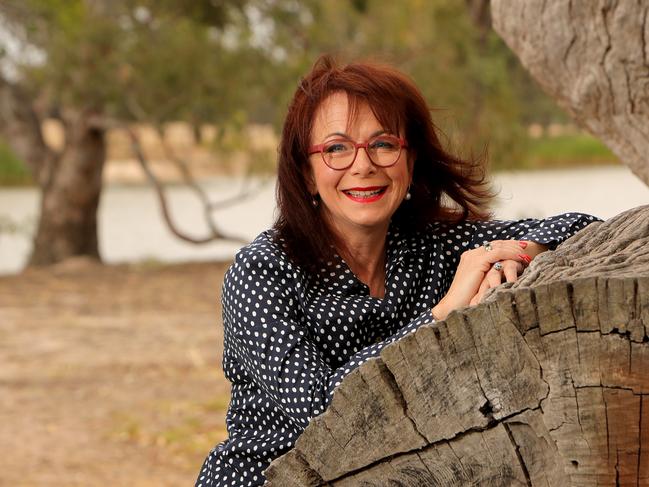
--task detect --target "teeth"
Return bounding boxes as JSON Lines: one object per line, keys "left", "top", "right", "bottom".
{"left": 345, "top": 189, "right": 383, "bottom": 197}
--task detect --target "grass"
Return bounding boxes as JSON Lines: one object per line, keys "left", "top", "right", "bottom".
{"left": 517, "top": 133, "right": 618, "bottom": 170}
{"left": 0, "top": 140, "right": 33, "bottom": 186}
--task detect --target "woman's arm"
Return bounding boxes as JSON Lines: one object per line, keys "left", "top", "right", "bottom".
{"left": 467, "top": 213, "right": 600, "bottom": 250}
{"left": 432, "top": 213, "right": 600, "bottom": 319}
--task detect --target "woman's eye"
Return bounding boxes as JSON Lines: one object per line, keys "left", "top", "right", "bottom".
{"left": 370, "top": 137, "right": 398, "bottom": 150}
{"left": 324, "top": 142, "right": 350, "bottom": 154}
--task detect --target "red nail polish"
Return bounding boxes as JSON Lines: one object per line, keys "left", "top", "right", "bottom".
{"left": 519, "top": 241, "right": 528, "bottom": 249}
{"left": 518, "top": 254, "right": 532, "bottom": 263}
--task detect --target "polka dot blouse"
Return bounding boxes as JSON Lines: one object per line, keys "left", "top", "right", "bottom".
{"left": 195, "top": 213, "right": 599, "bottom": 486}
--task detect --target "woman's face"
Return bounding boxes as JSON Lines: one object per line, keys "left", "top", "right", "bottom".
{"left": 307, "top": 92, "right": 413, "bottom": 240}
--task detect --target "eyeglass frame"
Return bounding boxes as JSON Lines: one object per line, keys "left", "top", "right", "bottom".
{"left": 307, "top": 134, "right": 408, "bottom": 171}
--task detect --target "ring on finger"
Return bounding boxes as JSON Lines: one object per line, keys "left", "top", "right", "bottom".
{"left": 493, "top": 261, "right": 503, "bottom": 271}
{"left": 483, "top": 242, "right": 493, "bottom": 252}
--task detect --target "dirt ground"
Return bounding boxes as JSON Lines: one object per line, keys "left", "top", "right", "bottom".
{"left": 0, "top": 258, "right": 233, "bottom": 486}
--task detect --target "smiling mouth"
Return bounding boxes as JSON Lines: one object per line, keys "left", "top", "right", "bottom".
{"left": 342, "top": 186, "right": 387, "bottom": 201}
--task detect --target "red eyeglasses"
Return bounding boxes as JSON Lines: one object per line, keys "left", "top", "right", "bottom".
{"left": 308, "top": 134, "right": 408, "bottom": 170}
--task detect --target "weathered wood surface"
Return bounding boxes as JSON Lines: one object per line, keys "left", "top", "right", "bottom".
{"left": 265, "top": 206, "right": 649, "bottom": 486}
{"left": 503, "top": 206, "right": 649, "bottom": 287}
{"left": 491, "top": 0, "right": 649, "bottom": 187}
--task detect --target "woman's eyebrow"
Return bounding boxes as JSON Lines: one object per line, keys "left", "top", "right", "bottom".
{"left": 323, "top": 131, "right": 349, "bottom": 139}
{"left": 323, "top": 129, "right": 388, "bottom": 139}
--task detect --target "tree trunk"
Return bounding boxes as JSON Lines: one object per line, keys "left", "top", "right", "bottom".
{"left": 29, "top": 117, "right": 106, "bottom": 266}
{"left": 265, "top": 205, "right": 649, "bottom": 486}
{"left": 490, "top": 0, "right": 649, "bottom": 187}
{"left": 0, "top": 77, "right": 106, "bottom": 266}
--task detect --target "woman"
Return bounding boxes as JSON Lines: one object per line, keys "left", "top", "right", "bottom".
{"left": 195, "top": 56, "right": 599, "bottom": 486}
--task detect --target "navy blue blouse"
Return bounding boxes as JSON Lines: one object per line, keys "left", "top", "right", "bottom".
{"left": 195, "top": 213, "right": 599, "bottom": 486}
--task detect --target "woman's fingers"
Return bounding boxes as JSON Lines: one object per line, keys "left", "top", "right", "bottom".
{"left": 470, "top": 259, "right": 526, "bottom": 305}
{"left": 502, "top": 260, "right": 522, "bottom": 283}
{"left": 470, "top": 264, "right": 502, "bottom": 305}
{"left": 471, "top": 283, "right": 489, "bottom": 305}
{"left": 481, "top": 241, "right": 532, "bottom": 265}
{"left": 435, "top": 241, "right": 533, "bottom": 320}
{"left": 485, "top": 264, "right": 503, "bottom": 288}
{"left": 481, "top": 239, "right": 527, "bottom": 252}
{"left": 472, "top": 276, "right": 491, "bottom": 304}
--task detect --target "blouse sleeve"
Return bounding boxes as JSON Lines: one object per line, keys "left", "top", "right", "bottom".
{"left": 222, "top": 246, "right": 435, "bottom": 429}
{"left": 467, "top": 212, "right": 601, "bottom": 250}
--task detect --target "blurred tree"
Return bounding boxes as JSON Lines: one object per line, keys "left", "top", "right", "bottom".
{"left": 0, "top": 0, "right": 269, "bottom": 266}
{"left": 254, "top": 0, "right": 565, "bottom": 169}
{"left": 0, "top": 0, "right": 567, "bottom": 267}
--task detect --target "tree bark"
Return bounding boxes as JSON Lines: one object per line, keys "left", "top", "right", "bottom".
{"left": 490, "top": 0, "right": 649, "bottom": 187}
{"left": 28, "top": 115, "right": 106, "bottom": 266}
{"left": 265, "top": 205, "right": 649, "bottom": 486}
{"left": 0, "top": 77, "right": 106, "bottom": 266}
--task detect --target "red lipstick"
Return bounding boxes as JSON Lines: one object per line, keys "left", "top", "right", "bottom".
{"left": 342, "top": 186, "right": 387, "bottom": 203}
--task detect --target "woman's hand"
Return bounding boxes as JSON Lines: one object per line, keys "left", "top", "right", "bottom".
{"left": 468, "top": 241, "right": 549, "bottom": 305}
{"left": 431, "top": 240, "right": 532, "bottom": 321}
{"left": 468, "top": 259, "right": 525, "bottom": 306}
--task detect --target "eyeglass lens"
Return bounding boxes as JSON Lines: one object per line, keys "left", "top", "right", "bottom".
{"left": 322, "top": 135, "right": 401, "bottom": 169}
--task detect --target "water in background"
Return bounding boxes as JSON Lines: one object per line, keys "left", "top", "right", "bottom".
{"left": 0, "top": 166, "right": 647, "bottom": 275}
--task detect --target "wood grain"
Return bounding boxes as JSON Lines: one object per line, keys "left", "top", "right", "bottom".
{"left": 265, "top": 207, "right": 649, "bottom": 485}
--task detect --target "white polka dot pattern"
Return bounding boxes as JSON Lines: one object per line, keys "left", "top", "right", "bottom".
{"left": 195, "top": 213, "right": 600, "bottom": 486}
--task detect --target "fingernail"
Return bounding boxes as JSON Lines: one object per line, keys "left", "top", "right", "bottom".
{"left": 519, "top": 241, "right": 528, "bottom": 249}
{"left": 518, "top": 254, "right": 532, "bottom": 263}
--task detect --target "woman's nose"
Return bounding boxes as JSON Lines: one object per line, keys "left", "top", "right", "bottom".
{"left": 350, "top": 147, "right": 376, "bottom": 175}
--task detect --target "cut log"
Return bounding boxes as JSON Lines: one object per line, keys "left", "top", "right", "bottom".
{"left": 265, "top": 206, "right": 649, "bottom": 486}
{"left": 490, "top": 0, "right": 649, "bottom": 187}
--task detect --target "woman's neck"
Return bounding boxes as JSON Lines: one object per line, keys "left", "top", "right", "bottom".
{"left": 333, "top": 223, "right": 389, "bottom": 299}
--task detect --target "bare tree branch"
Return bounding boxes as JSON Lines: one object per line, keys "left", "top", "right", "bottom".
{"left": 152, "top": 124, "right": 272, "bottom": 212}
{"left": 125, "top": 91, "right": 273, "bottom": 211}
{"left": 90, "top": 115, "right": 251, "bottom": 245}
{"left": 0, "top": 75, "right": 57, "bottom": 186}
{"left": 153, "top": 123, "right": 222, "bottom": 236}
{"left": 126, "top": 126, "right": 249, "bottom": 245}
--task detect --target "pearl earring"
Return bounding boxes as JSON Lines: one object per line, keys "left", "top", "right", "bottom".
{"left": 311, "top": 196, "right": 319, "bottom": 207}
{"left": 405, "top": 191, "right": 411, "bottom": 201}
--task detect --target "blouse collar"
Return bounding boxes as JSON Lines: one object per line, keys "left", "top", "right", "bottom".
{"left": 307, "top": 221, "right": 434, "bottom": 296}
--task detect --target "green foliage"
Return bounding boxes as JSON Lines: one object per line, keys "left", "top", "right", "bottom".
{"left": 2, "top": 0, "right": 574, "bottom": 174}
{"left": 0, "top": 139, "right": 32, "bottom": 186}
{"left": 9, "top": 0, "right": 266, "bottom": 127}
{"left": 517, "top": 134, "right": 618, "bottom": 170}
{"left": 253, "top": 0, "right": 567, "bottom": 168}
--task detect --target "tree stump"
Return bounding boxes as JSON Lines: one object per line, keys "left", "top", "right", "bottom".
{"left": 265, "top": 205, "right": 649, "bottom": 486}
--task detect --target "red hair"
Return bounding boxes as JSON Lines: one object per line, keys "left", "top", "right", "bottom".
{"left": 274, "top": 54, "right": 493, "bottom": 271}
